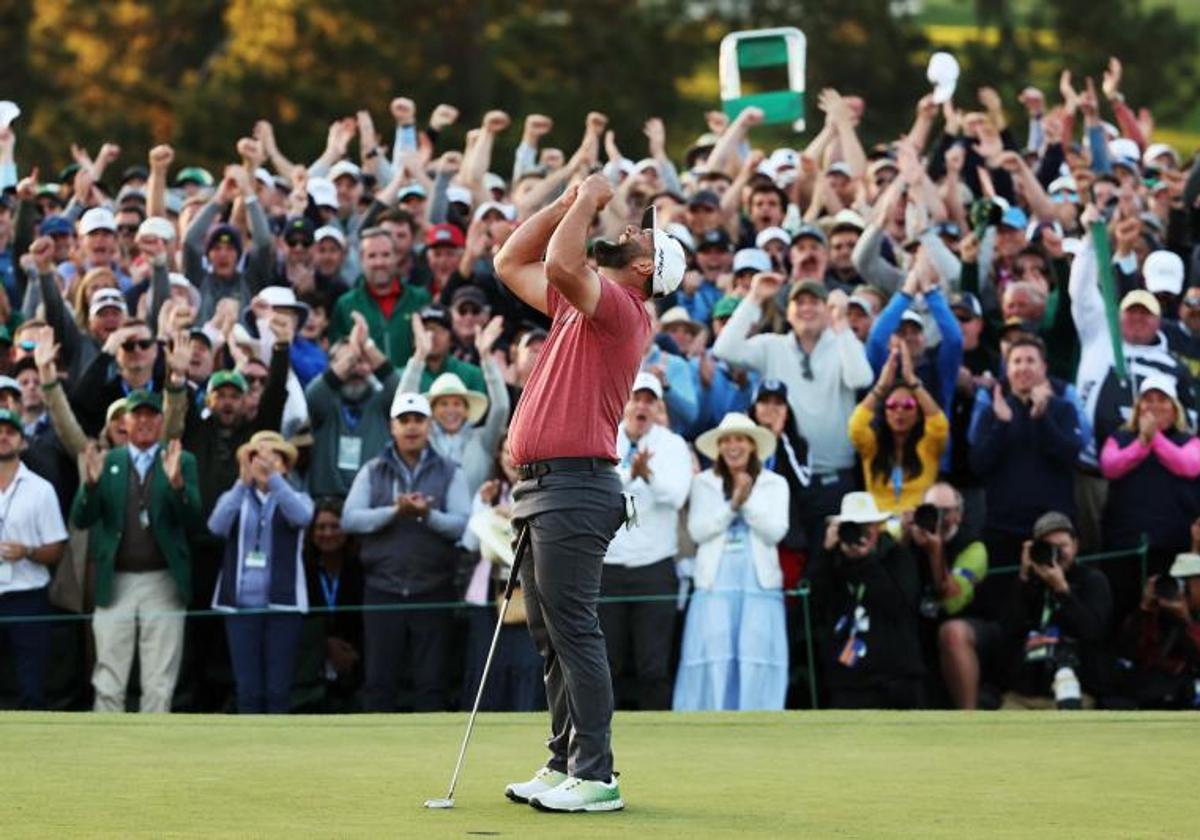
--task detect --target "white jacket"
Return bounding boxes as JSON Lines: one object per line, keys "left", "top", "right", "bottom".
{"left": 687, "top": 468, "right": 789, "bottom": 592}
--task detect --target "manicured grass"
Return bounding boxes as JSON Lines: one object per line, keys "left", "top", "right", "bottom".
{"left": 3, "top": 711, "right": 1197, "bottom": 837}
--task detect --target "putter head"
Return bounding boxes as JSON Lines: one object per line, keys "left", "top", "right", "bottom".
{"left": 424, "top": 798, "right": 455, "bottom": 809}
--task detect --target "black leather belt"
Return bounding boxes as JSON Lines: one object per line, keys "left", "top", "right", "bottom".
{"left": 516, "top": 457, "right": 615, "bottom": 480}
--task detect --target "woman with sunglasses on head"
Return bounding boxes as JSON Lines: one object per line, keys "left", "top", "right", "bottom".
{"left": 849, "top": 341, "right": 949, "bottom": 516}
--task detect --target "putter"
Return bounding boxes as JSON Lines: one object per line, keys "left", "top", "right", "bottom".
{"left": 425, "top": 520, "right": 532, "bottom": 810}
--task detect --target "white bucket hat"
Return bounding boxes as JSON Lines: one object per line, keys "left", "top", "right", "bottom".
{"left": 256, "top": 285, "right": 310, "bottom": 328}
{"left": 423, "top": 373, "right": 488, "bottom": 424}
{"left": 837, "top": 491, "right": 890, "bottom": 524}
{"left": 695, "top": 412, "right": 777, "bottom": 462}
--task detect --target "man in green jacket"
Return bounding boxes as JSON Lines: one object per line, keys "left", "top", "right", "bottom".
{"left": 330, "top": 227, "right": 430, "bottom": 367}
{"left": 71, "top": 390, "right": 202, "bottom": 713}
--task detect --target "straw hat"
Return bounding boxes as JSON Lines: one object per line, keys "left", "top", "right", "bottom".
{"left": 659, "top": 306, "right": 703, "bottom": 336}
{"left": 237, "top": 430, "right": 298, "bottom": 469}
{"left": 424, "top": 373, "right": 488, "bottom": 425}
{"left": 469, "top": 508, "right": 516, "bottom": 566}
{"left": 695, "top": 412, "right": 776, "bottom": 462}
{"left": 837, "top": 492, "right": 890, "bottom": 524}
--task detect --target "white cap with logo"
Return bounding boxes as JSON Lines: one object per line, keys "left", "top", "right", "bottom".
{"left": 390, "top": 391, "right": 432, "bottom": 419}
{"left": 631, "top": 371, "right": 664, "bottom": 400}
{"left": 641, "top": 206, "right": 686, "bottom": 297}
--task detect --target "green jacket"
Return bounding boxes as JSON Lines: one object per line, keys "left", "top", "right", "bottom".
{"left": 70, "top": 446, "right": 203, "bottom": 608}
{"left": 417, "top": 355, "right": 486, "bottom": 394}
{"left": 330, "top": 281, "right": 431, "bottom": 368}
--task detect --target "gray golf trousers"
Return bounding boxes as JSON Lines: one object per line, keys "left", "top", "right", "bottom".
{"left": 512, "top": 463, "right": 625, "bottom": 782}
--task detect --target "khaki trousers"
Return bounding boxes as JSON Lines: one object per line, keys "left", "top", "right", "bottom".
{"left": 92, "top": 570, "right": 186, "bottom": 713}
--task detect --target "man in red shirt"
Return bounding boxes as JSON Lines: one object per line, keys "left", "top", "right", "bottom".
{"left": 494, "top": 172, "right": 685, "bottom": 813}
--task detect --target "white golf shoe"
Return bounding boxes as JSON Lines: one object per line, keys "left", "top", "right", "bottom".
{"left": 528, "top": 775, "right": 624, "bottom": 812}
{"left": 504, "top": 766, "right": 567, "bottom": 803}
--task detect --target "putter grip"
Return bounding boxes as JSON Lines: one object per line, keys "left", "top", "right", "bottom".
{"left": 503, "top": 522, "right": 532, "bottom": 601}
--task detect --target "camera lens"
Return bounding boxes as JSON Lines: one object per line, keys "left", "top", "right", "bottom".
{"left": 837, "top": 520, "right": 865, "bottom": 546}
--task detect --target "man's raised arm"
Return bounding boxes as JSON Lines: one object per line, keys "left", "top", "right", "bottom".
{"left": 543, "top": 174, "right": 613, "bottom": 318}
{"left": 493, "top": 185, "right": 578, "bottom": 316}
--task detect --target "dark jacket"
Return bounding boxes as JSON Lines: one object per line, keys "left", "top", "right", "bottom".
{"left": 69, "top": 349, "right": 167, "bottom": 438}
{"left": 1102, "top": 428, "right": 1200, "bottom": 553}
{"left": 1001, "top": 563, "right": 1113, "bottom": 697}
{"left": 808, "top": 534, "right": 924, "bottom": 691}
{"left": 970, "top": 393, "right": 1081, "bottom": 536}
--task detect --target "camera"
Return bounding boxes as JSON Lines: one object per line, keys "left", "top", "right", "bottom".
{"left": 1030, "top": 540, "right": 1058, "bottom": 567}
{"left": 913, "top": 503, "right": 940, "bottom": 535}
{"left": 837, "top": 520, "right": 865, "bottom": 546}
{"left": 1155, "top": 574, "right": 1181, "bottom": 601}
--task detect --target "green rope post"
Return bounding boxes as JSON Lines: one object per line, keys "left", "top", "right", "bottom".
{"left": 1090, "top": 220, "right": 1127, "bottom": 385}
{"left": 798, "top": 580, "right": 818, "bottom": 710}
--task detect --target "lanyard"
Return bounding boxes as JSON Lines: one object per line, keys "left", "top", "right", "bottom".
{"left": 319, "top": 570, "right": 341, "bottom": 607}
{"left": 249, "top": 493, "right": 271, "bottom": 554}
{"left": 340, "top": 404, "right": 362, "bottom": 432}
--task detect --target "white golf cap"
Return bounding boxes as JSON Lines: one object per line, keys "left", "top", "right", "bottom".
{"left": 1143, "top": 143, "right": 1179, "bottom": 167}
{"left": 1048, "top": 175, "right": 1078, "bottom": 195}
{"left": 0, "top": 376, "right": 20, "bottom": 395}
{"left": 398, "top": 183, "right": 427, "bottom": 201}
{"left": 167, "top": 272, "right": 201, "bottom": 311}
{"left": 642, "top": 206, "right": 686, "bottom": 297}
{"left": 1143, "top": 250, "right": 1185, "bottom": 295}
{"left": 446, "top": 185, "right": 473, "bottom": 207}
{"left": 1139, "top": 373, "right": 1179, "bottom": 401}
{"left": 390, "top": 390, "right": 432, "bottom": 419}
{"left": 473, "top": 201, "right": 517, "bottom": 222}
{"left": 307, "top": 177, "right": 338, "bottom": 209}
{"left": 254, "top": 167, "right": 273, "bottom": 188}
{"left": 1108, "top": 138, "right": 1141, "bottom": 169}
{"left": 79, "top": 207, "right": 117, "bottom": 236}
{"left": 767, "top": 148, "right": 799, "bottom": 176}
{"left": 631, "top": 371, "right": 663, "bottom": 400}
{"left": 328, "top": 160, "right": 362, "bottom": 182}
{"left": 756, "top": 226, "right": 790, "bottom": 249}
{"left": 632, "top": 158, "right": 659, "bottom": 175}
{"left": 926, "top": 52, "right": 960, "bottom": 105}
{"left": 136, "top": 216, "right": 176, "bottom": 243}
{"left": 88, "top": 287, "right": 128, "bottom": 318}
{"left": 314, "top": 225, "right": 346, "bottom": 248}
{"left": 733, "top": 248, "right": 772, "bottom": 275}
{"left": 484, "top": 172, "right": 507, "bottom": 194}
{"left": 827, "top": 161, "right": 853, "bottom": 179}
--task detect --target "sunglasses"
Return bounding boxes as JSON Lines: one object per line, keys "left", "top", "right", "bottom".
{"left": 243, "top": 374, "right": 267, "bottom": 386}
{"left": 285, "top": 238, "right": 312, "bottom": 249}
{"left": 955, "top": 314, "right": 975, "bottom": 324}
{"left": 885, "top": 398, "right": 917, "bottom": 411}
{"left": 120, "top": 338, "right": 156, "bottom": 352}
{"left": 117, "top": 224, "right": 140, "bottom": 235}
{"left": 455, "top": 305, "right": 483, "bottom": 316}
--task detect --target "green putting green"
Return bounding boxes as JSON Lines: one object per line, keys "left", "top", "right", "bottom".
{"left": 4, "top": 711, "right": 1196, "bottom": 837}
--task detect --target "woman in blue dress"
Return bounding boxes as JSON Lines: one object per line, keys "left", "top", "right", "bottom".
{"left": 674, "top": 412, "right": 791, "bottom": 711}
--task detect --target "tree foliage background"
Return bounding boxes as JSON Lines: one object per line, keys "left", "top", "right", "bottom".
{"left": 0, "top": 0, "right": 1195, "bottom": 176}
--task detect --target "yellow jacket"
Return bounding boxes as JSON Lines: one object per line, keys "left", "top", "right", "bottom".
{"left": 848, "top": 403, "right": 950, "bottom": 515}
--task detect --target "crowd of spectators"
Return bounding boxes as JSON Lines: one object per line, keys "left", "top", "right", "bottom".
{"left": 2, "top": 55, "right": 1200, "bottom": 714}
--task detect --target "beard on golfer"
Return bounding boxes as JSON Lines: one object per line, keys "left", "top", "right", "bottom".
{"left": 493, "top": 171, "right": 686, "bottom": 811}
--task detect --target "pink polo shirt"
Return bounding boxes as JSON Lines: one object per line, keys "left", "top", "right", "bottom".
{"left": 509, "top": 275, "right": 651, "bottom": 465}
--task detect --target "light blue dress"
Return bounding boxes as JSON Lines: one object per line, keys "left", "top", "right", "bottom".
{"left": 673, "top": 515, "right": 789, "bottom": 710}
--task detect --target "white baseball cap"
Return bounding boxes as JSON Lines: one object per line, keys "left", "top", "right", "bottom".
{"left": 307, "top": 177, "right": 338, "bottom": 209}
{"left": 136, "top": 216, "right": 176, "bottom": 243}
{"left": 446, "top": 185, "right": 474, "bottom": 207}
{"left": 328, "top": 160, "right": 362, "bottom": 183}
{"left": 314, "top": 225, "right": 346, "bottom": 248}
{"left": 642, "top": 206, "right": 686, "bottom": 297}
{"left": 733, "top": 248, "right": 772, "bottom": 275}
{"left": 254, "top": 167, "right": 274, "bottom": 189}
{"left": 665, "top": 222, "right": 696, "bottom": 253}
{"left": 1143, "top": 250, "right": 1185, "bottom": 296}
{"left": 1139, "top": 373, "right": 1179, "bottom": 401}
{"left": 756, "top": 226, "right": 790, "bottom": 249}
{"left": 631, "top": 371, "right": 663, "bottom": 400}
{"left": 926, "top": 52, "right": 960, "bottom": 105}
{"left": 473, "top": 201, "right": 517, "bottom": 222}
{"left": 1143, "top": 143, "right": 1179, "bottom": 168}
{"left": 79, "top": 207, "right": 117, "bottom": 236}
{"left": 390, "top": 390, "right": 432, "bottom": 419}
{"left": 88, "top": 288, "right": 128, "bottom": 318}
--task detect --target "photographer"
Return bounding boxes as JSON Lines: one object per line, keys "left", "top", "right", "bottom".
{"left": 904, "top": 483, "right": 989, "bottom": 706}
{"left": 1114, "top": 555, "right": 1200, "bottom": 709}
{"left": 998, "top": 512, "right": 1112, "bottom": 710}
{"left": 808, "top": 491, "right": 924, "bottom": 709}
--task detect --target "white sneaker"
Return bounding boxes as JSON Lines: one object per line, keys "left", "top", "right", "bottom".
{"left": 528, "top": 776, "right": 624, "bottom": 812}
{"left": 505, "top": 767, "right": 567, "bottom": 803}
